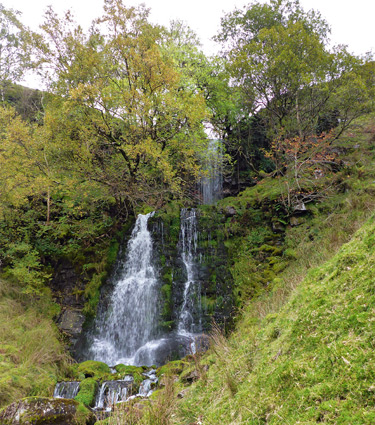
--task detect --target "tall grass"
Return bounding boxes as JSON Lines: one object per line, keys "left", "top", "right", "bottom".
{"left": 0, "top": 279, "right": 72, "bottom": 407}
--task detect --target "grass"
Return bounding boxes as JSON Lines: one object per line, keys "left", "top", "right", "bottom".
{"left": 173, "top": 115, "right": 375, "bottom": 424}
{"left": 0, "top": 279, "right": 71, "bottom": 408}
{"left": 175, "top": 216, "right": 375, "bottom": 424}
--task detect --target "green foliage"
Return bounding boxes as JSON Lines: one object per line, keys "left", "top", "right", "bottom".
{"left": 216, "top": 0, "right": 374, "bottom": 166}
{"left": 35, "top": 0, "right": 208, "bottom": 209}
{"left": 3, "top": 242, "right": 51, "bottom": 295}
{"left": 0, "top": 5, "right": 36, "bottom": 100}
{"left": 83, "top": 272, "right": 107, "bottom": 319}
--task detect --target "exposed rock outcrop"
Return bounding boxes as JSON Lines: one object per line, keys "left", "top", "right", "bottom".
{"left": 0, "top": 397, "right": 81, "bottom": 424}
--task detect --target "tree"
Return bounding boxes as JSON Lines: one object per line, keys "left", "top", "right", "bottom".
{"left": 217, "top": 0, "right": 373, "bottom": 141}
{"left": 36, "top": 0, "right": 209, "bottom": 210}
{"left": 0, "top": 5, "right": 32, "bottom": 101}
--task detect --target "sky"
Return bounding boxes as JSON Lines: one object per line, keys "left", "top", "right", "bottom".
{"left": 2, "top": 0, "right": 375, "bottom": 87}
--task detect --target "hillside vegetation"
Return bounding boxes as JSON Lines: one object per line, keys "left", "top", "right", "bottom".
{"left": 173, "top": 117, "right": 375, "bottom": 424}
{"left": 176, "top": 215, "right": 375, "bottom": 424}
{"left": 0, "top": 279, "right": 71, "bottom": 407}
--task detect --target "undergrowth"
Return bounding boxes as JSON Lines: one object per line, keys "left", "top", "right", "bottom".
{"left": 0, "top": 279, "right": 72, "bottom": 408}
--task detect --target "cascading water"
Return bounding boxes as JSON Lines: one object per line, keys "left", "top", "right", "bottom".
{"left": 200, "top": 139, "right": 223, "bottom": 205}
{"left": 87, "top": 212, "right": 161, "bottom": 366}
{"left": 94, "top": 380, "right": 130, "bottom": 411}
{"left": 177, "top": 208, "right": 202, "bottom": 348}
{"left": 53, "top": 382, "right": 80, "bottom": 399}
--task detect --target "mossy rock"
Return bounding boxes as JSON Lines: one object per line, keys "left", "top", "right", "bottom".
{"left": 156, "top": 359, "right": 189, "bottom": 377}
{"left": 0, "top": 396, "right": 89, "bottom": 424}
{"left": 74, "top": 360, "right": 111, "bottom": 380}
{"left": 75, "top": 378, "right": 98, "bottom": 407}
{"left": 114, "top": 364, "right": 145, "bottom": 389}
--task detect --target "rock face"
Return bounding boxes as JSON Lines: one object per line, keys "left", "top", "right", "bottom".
{"left": 150, "top": 207, "right": 235, "bottom": 334}
{"left": 0, "top": 397, "right": 79, "bottom": 424}
{"left": 57, "top": 308, "right": 86, "bottom": 345}
{"left": 50, "top": 259, "right": 86, "bottom": 308}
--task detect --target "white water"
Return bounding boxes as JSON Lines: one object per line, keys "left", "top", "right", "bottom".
{"left": 201, "top": 139, "right": 223, "bottom": 205}
{"left": 53, "top": 381, "right": 80, "bottom": 399}
{"left": 88, "top": 212, "right": 161, "bottom": 366}
{"left": 94, "top": 380, "right": 129, "bottom": 411}
{"left": 177, "top": 208, "right": 202, "bottom": 350}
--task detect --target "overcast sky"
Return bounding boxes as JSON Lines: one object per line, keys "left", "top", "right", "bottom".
{"left": 2, "top": 0, "right": 374, "bottom": 86}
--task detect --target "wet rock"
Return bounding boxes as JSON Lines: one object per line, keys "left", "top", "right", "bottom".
{"left": 57, "top": 308, "right": 85, "bottom": 341}
{"left": 50, "top": 259, "right": 86, "bottom": 308}
{"left": 0, "top": 397, "right": 80, "bottom": 424}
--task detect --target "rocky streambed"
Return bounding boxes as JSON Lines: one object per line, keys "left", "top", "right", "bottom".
{"left": 0, "top": 358, "right": 204, "bottom": 424}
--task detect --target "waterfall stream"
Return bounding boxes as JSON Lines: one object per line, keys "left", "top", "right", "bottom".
{"left": 53, "top": 382, "right": 80, "bottom": 399}
{"left": 80, "top": 144, "right": 224, "bottom": 366}
{"left": 201, "top": 139, "right": 223, "bottom": 205}
{"left": 87, "top": 212, "right": 161, "bottom": 366}
{"left": 178, "top": 208, "right": 202, "bottom": 339}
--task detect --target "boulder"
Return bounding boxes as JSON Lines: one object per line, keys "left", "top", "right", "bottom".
{"left": 0, "top": 397, "right": 80, "bottom": 424}
{"left": 57, "top": 308, "right": 86, "bottom": 339}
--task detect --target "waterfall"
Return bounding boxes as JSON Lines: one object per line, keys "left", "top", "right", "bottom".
{"left": 137, "top": 369, "right": 158, "bottom": 397}
{"left": 94, "top": 380, "right": 129, "bottom": 411}
{"left": 88, "top": 212, "right": 161, "bottom": 366}
{"left": 53, "top": 382, "right": 80, "bottom": 399}
{"left": 177, "top": 208, "right": 202, "bottom": 343}
{"left": 201, "top": 139, "right": 223, "bottom": 204}
{"left": 53, "top": 372, "right": 158, "bottom": 412}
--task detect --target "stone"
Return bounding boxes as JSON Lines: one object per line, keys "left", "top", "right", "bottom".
{"left": 0, "top": 397, "right": 80, "bottom": 425}
{"left": 182, "top": 369, "right": 200, "bottom": 383}
{"left": 224, "top": 206, "right": 237, "bottom": 217}
{"left": 57, "top": 308, "right": 86, "bottom": 338}
{"left": 177, "top": 389, "right": 188, "bottom": 399}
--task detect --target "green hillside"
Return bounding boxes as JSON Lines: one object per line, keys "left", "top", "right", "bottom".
{"left": 0, "top": 280, "right": 71, "bottom": 407}
{"left": 176, "top": 214, "right": 375, "bottom": 424}
{"left": 174, "top": 127, "right": 375, "bottom": 424}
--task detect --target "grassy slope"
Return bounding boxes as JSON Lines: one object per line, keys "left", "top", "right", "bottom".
{"left": 0, "top": 280, "right": 71, "bottom": 408}
{"left": 175, "top": 117, "right": 375, "bottom": 424}
{"left": 177, "top": 216, "right": 375, "bottom": 424}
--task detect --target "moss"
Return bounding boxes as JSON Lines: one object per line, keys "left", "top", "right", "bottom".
{"left": 74, "top": 378, "right": 98, "bottom": 407}
{"left": 156, "top": 359, "right": 189, "bottom": 377}
{"left": 82, "top": 272, "right": 107, "bottom": 319}
{"left": 75, "top": 402, "right": 94, "bottom": 425}
{"left": 106, "top": 240, "right": 120, "bottom": 271}
{"left": 114, "top": 364, "right": 145, "bottom": 388}
{"left": 74, "top": 361, "right": 111, "bottom": 380}
{"left": 159, "top": 320, "right": 174, "bottom": 331}
{"left": 201, "top": 296, "right": 217, "bottom": 314}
